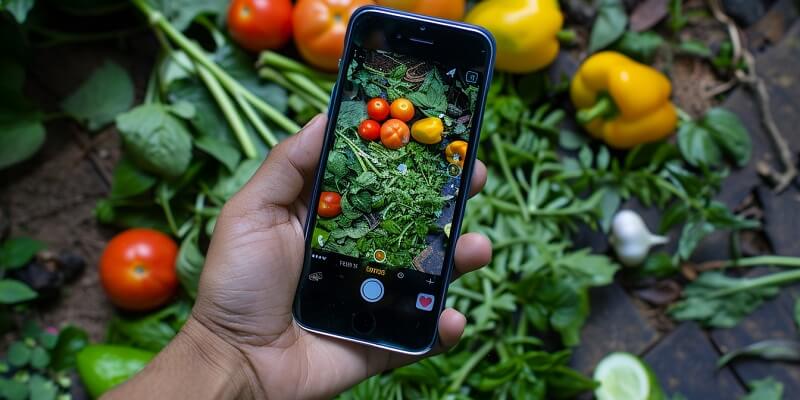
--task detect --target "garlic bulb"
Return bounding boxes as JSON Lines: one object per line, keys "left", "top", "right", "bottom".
{"left": 609, "top": 210, "right": 669, "bottom": 267}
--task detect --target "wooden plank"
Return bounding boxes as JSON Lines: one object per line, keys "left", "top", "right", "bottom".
{"left": 570, "top": 283, "right": 660, "bottom": 375}
{"left": 644, "top": 322, "right": 746, "bottom": 398}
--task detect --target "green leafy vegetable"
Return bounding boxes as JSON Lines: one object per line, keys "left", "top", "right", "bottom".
{"left": 678, "top": 107, "right": 751, "bottom": 167}
{"left": 717, "top": 339, "right": 800, "bottom": 367}
{"left": 61, "top": 61, "right": 134, "bottom": 130}
{"left": 612, "top": 31, "right": 664, "bottom": 63}
{"left": 176, "top": 228, "right": 205, "bottom": 298}
{"left": 589, "top": 0, "right": 628, "bottom": 53}
{"left": 195, "top": 135, "right": 241, "bottom": 172}
{"left": 742, "top": 377, "right": 784, "bottom": 400}
{"left": 107, "top": 300, "right": 191, "bottom": 352}
{"left": 1, "top": 0, "right": 35, "bottom": 23}
{"left": 0, "top": 279, "right": 37, "bottom": 304}
{"left": 110, "top": 158, "right": 158, "bottom": 199}
{"left": 50, "top": 326, "right": 89, "bottom": 371}
{"left": 0, "top": 61, "right": 45, "bottom": 170}
{"left": 116, "top": 104, "right": 194, "bottom": 179}
{"left": 670, "top": 270, "right": 800, "bottom": 327}
{"left": 0, "top": 237, "right": 45, "bottom": 270}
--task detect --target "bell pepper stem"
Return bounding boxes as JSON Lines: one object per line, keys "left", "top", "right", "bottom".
{"left": 577, "top": 96, "right": 615, "bottom": 125}
{"left": 556, "top": 29, "right": 576, "bottom": 44}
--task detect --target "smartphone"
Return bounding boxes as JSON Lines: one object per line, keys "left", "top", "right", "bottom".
{"left": 293, "top": 6, "right": 495, "bottom": 355}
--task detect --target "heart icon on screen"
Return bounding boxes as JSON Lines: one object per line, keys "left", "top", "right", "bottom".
{"left": 416, "top": 293, "right": 434, "bottom": 311}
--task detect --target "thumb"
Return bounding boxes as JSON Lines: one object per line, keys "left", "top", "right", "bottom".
{"left": 227, "top": 114, "right": 327, "bottom": 213}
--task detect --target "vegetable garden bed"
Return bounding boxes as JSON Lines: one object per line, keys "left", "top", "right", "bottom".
{"left": 2, "top": 0, "right": 800, "bottom": 399}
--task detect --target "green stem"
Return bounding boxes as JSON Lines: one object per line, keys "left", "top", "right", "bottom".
{"left": 158, "top": 188, "right": 179, "bottom": 236}
{"left": 258, "top": 67, "right": 327, "bottom": 112}
{"left": 235, "top": 91, "right": 278, "bottom": 148}
{"left": 713, "top": 256, "right": 800, "bottom": 269}
{"left": 676, "top": 107, "right": 693, "bottom": 122}
{"left": 492, "top": 135, "right": 530, "bottom": 221}
{"left": 257, "top": 51, "right": 337, "bottom": 82}
{"left": 709, "top": 269, "right": 800, "bottom": 299}
{"left": 131, "top": 0, "right": 301, "bottom": 133}
{"left": 447, "top": 286, "right": 484, "bottom": 302}
{"left": 556, "top": 29, "right": 576, "bottom": 44}
{"left": 196, "top": 63, "right": 257, "bottom": 159}
{"left": 448, "top": 341, "right": 494, "bottom": 392}
{"left": 576, "top": 96, "right": 615, "bottom": 125}
{"left": 285, "top": 71, "right": 331, "bottom": 105}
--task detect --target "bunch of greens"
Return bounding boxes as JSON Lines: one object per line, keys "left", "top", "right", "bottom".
{"left": 1, "top": 322, "right": 89, "bottom": 400}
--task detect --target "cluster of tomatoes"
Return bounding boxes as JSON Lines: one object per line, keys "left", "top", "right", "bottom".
{"left": 227, "top": 0, "right": 465, "bottom": 71}
{"left": 359, "top": 97, "right": 416, "bottom": 149}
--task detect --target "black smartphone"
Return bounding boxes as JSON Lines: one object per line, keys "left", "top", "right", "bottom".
{"left": 293, "top": 6, "right": 495, "bottom": 355}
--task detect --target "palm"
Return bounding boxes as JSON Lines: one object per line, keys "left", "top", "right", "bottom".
{"left": 192, "top": 116, "right": 490, "bottom": 399}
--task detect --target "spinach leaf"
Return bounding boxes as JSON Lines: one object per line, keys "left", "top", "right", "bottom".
{"left": 195, "top": 135, "right": 241, "bottom": 172}
{"left": 678, "top": 107, "right": 751, "bottom": 167}
{"left": 176, "top": 228, "right": 205, "bottom": 298}
{"left": 116, "top": 104, "right": 193, "bottom": 179}
{"left": 0, "top": 237, "right": 45, "bottom": 270}
{"left": 0, "top": 279, "right": 37, "bottom": 304}
{"left": 110, "top": 158, "right": 157, "bottom": 199}
{"left": 1, "top": 0, "right": 35, "bottom": 23}
{"left": 407, "top": 68, "right": 448, "bottom": 117}
{"left": 742, "top": 377, "right": 784, "bottom": 400}
{"left": 336, "top": 101, "right": 368, "bottom": 131}
{"left": 61, "top": 61, "right": 134, "bottom": 130}
{"left": 148, "top": 0, "right": 228, "bottom": 30}
{"left": 612, "top": 31, "right": 664, "bottom": 63}
{"left": 0, "top": 61, "right": 45, "bottom": 170}
{"left": 106, "top": 300, "right": 190, "bottom": 352}
{"left": 589, "top": 0, "right": 628, "bottom": 53}
{"left": 212, "top": 158, "right": 261, "bottom": 200}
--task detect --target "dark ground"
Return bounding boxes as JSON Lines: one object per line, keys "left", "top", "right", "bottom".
{"left": 2, "top": 0, "right": 800, "bottom": 398}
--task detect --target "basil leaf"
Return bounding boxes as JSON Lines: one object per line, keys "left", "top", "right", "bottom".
{"left": 703, "top": 107, "right": 751, "bottom": 166}
{"left": 116, "top": 104, "right": 193, "bottom": 179}
{"left": 0, "top": 237, "right": 45, "bottom": 270}
{"left": 61, "top": 61, "right": 134, "bottom": 130}
{"left": 677, "top": 219, "right": 714, "bottom": 260}
{"left": 612, "top": 31, "right": 664, "bottom": 63}
{"left": 589, "top": 0, "right": 628, "bottom": 53}
{"left": 0, "top": 279, "right": 38, "bottom": 304}
{"left": 195, "top": 135, "right": 241, "bottom": 172}
{"left": 110, "top": 158, "right": 157, "bottom": 199}
{"left": 677, "top": 120, "right": 721, "bottom": 167}
{"left": 7, "top": 341, "right": 31, "bottom": 367}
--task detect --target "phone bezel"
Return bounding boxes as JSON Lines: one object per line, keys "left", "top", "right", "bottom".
{"left": 293, "top": 5, "right": 496, "bottom": 355}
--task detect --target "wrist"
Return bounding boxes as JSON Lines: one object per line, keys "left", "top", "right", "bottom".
{"left": 176, "top": 316, "right": 264, "bottom": 399}
{"left": 106, "top": 316, "right": 264, "bottom": 399}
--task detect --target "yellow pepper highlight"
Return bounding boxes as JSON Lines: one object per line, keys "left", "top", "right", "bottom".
{"left": 570, "top": 51, "right": 678, "bottom": 149}
{"left": 411, "top": 117, "right": 444, "bottom": 144}
{"left": 465, "top": 0, "right": 563, "bottom": 73}
{"left": 445, "top": 140, "right": 468, "bottom": 167}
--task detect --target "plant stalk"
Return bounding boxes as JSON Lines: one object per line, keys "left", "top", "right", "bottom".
{"left": 196, "top": 64, "right": 258, "bottom": 159}
{"left": 709, "top": 269, "right": 800, "bottom": 299}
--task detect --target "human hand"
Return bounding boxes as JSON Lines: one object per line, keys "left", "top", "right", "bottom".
{"left": 113, "top": 115, "right": 491, "bottom": 399}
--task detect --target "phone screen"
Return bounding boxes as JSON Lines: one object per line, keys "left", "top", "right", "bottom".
{"left": 295, "top": 7, "right": 494, "bottom": 354}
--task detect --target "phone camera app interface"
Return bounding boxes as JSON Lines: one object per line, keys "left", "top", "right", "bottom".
{"left": 309, "top": 46, "right": 481, "bottom": 306}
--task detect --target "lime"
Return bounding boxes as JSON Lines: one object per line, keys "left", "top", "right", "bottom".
{"left": 594, "top": 352, "right": 665, "bottom": 400}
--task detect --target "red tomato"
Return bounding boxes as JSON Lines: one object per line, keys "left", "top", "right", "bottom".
{"left": 380, "top": 119, "right": 410, "bottom": 149}
{"left": 390, "top": 98, "right": 415, "bottom": 121}
{"left": 228, "top": 0, "right": 293, "bottom": 52}
{"left": 293, "top": 0, "right": 374, "bottom": 71}
{"left": 318, "top": 192, "right": 342, "bottom": 218}
{"left": 359, "top": 120, "right": 381, "bottom": 141}
{"left": 367, "top": 98, "right": 390, "bottom": 121}
{"left": 100, "top": 229, "right": 179, "bottom": 311}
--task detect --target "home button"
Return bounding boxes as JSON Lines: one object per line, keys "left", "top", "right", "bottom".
{"left": 360, "top": 278, "right": 384, "bottom": 302}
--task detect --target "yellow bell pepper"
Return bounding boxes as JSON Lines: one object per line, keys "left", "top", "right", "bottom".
{"left": 445, "top": 140, "right": 468, "bottom": 167}
{"left": 411, "top": 117, "right": 444, "bottom": 144}
{"left": 465, "top": 0, "right": 563, "bottom": 73}
{"left": 570, "top": 51, "right": 678, "bottom": 149}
